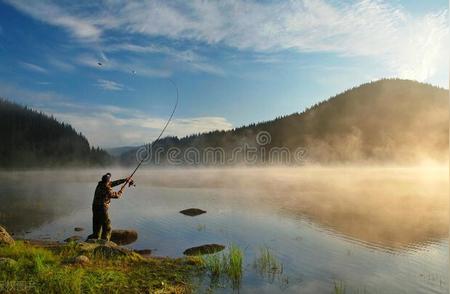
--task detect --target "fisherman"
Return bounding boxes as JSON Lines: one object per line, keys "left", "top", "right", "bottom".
{"left": 87, "top": 173, "right": 134, "bottom": 241}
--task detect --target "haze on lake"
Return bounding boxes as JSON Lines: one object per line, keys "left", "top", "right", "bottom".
{"left": 1, "top": 166, "right": 447, "bottom": 293}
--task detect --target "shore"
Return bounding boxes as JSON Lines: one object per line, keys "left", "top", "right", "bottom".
{"left": 0, "top": 237, "right": 203, "bottom": 293}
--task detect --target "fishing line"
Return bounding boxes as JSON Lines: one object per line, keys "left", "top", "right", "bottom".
{"left": 119, "top": 78, "right": 179, "bottom": 192}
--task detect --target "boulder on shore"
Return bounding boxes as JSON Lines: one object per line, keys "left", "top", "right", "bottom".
{"left": 72, "top": 255, "right": 90, "bottom": 265}
{"left": 183, "top": 244, "right": 225, "bottom": 256}
{"left": 80, "top": 239, "right": 142, "bottom": 260}
{"left": 110, "top": 229, "right": 138, "bottom": 245}
{"left": 179, "top": 208, "right": 206, "bottom": 217}
{"left": 0, "top": 226, "right": 15, "bottom": 246}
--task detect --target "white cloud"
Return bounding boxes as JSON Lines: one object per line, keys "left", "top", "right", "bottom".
{"left": 5, "top": 0, "right": 448, "bottom": 82}
{"left": 19, "top": 61, "right": 47, "bottom": 73}
{"left": 96, "top": 79, "right": 124, "bottom": 91}
{"left": 51, "top": 110, "right": 233, "bottom": 147}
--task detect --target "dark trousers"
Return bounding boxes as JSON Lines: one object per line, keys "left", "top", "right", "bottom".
{"left": 88, "top": 205, "right": 112, "bottom": 241}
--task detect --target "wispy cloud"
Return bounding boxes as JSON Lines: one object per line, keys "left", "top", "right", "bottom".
{"left": 5, "top": 0, "right": 448, "bottom": 82}
{"left": 19, "top": 61, "right": 47, "bottom": 73}
{"left": 97, "top": 79, "right": 124, "bottom": 91}
{"left": 107, "top": 43, "right": 225, "bottom": 76}
{"left": 47, "top": 57, "right": 75, "bottom": 72}
{"left": 76, "top": 54, "right": 171, "bottom": 78}
{"left": 4, "top": 0, "right": 101, "bottom": 41}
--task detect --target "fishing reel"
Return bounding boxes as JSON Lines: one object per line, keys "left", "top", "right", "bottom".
{"left": 128, "top": 179, "right": 136, "bottom": 187}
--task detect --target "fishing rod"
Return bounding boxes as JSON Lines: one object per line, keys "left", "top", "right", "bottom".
{"left": 119, "top": 79, "right": 179, "bottom": 193}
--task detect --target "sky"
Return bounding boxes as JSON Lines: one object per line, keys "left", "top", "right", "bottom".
{"left": 0, "top": 0, "right": 448, "bottom": 148}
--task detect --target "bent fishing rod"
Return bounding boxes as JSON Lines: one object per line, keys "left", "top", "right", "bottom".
{"left": 119, "top": 79, "right": 179, "bottom": 193}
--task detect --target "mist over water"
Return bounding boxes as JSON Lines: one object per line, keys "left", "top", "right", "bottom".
{"left": 0, "top": 166, "right": 448, "bottom": 293}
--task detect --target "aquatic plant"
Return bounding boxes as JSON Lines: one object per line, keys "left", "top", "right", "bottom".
{"left": 334, "top": 280, "right": 346, "bottom": 294}
{"left": 253, "top": 246, "right": 283, "bottom": 281}
{"left": 202, "top": 244, "right": 244, "bottom": 289}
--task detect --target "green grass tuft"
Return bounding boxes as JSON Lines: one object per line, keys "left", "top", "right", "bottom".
{"left": 201, "top": 244, "right": 243, "bottom": 289}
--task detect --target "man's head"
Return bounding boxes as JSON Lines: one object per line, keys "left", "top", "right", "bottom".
{"left": 101, "top": 172, "right": 111, "bottom": 184}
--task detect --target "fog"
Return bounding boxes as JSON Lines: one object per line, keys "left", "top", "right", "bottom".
{"left": 1, "top": 166, "right": 447, "bottom": 250}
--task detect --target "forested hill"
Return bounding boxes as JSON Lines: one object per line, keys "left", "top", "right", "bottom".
{"left": 0, "top": 99, "right": 111, "bottom": 168}
{"left": 121, "top": 79, "right": 448, "bottom": 165}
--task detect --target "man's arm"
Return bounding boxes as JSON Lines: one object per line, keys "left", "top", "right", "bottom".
{"left": 110, "top": 178, "right": 127, "bottom": 187}
{"left": 106, "top": 185, "right": 122, "bottom": 199}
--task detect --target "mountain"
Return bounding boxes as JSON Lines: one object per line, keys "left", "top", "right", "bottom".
{"left": 0, "top": 98, "right": 112, "bottom": 168}
{"left": 120, "top": 79, "right": 448, "bottom": 165}
{"left": 105, "top": 146, "right": 138, "bottom": 157}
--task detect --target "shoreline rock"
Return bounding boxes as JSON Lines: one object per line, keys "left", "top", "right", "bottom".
{"left": 110, "top": 229, "right": 138, "bottom": 245}
{"left": 183, "top": 244, "right": 225, "bottom": 256}
{"left": 0, "top": 226, "right": 15, "bottom": 246}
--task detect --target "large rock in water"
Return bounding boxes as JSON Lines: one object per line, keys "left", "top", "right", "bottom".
{"left": 179, "top": 208, "right": 206, "bottom": 217}
{"left": 110, "top": 229, "right": 138, "bottom": 245}
{"left": 0, "top": 226, "right": 15, "bottom": 246}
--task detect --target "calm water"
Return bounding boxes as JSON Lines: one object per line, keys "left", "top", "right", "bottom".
{"left": 0, "top": 167, "right": 448, "bottom": 293}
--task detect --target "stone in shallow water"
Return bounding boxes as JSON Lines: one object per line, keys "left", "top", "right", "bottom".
{"left": 183, "top": 244, "right": 225, "bottom": 256}
{"left": 64, "top": 235, "right": 82, "bottom": 242}
{"left": 110, "top": 229, "right": 138, "bottom": 245}
{"left": 179, "top": 208, "right": 207, "bottom": 217}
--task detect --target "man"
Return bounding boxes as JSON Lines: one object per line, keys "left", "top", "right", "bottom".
{"left": 87, "top": 173, "right": 133, "bottom": 241}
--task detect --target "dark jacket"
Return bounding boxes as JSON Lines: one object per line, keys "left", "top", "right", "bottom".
{"left": 92, "top": 179, "right": 127, "bottom": 209}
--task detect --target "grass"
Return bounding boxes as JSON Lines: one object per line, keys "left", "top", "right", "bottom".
{"left": 0, "top": 241, "right": 203, "bottom": 293}
{"left": 201, "top": 244, "right": 244, "bottom": 289}
{"left": 334, "top": 280, "right": 346, "bottom": 294}
{"left": 253, "top": 246, "right": 283, "bottom": 279}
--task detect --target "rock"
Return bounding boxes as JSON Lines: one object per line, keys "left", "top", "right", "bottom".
{"left": 79, "top": 240, "right": 141, "bottom": 260}
{"left": 183, "top": 244, "right": 225, "bottom": 256}
{"left": 179, "top": 208, "right": 207, "bottom": 217}
{"left": 72, "top": 255, "right": 90, "bottom": 265}
{"left": 0, "top": 257, "right": 17, "bottom": 268}
{"left": 0, "top": 226, "right": 15, "bottom": 246}
{"left": 134, "top": 249, "right": 152, "bottom": 257}
{"left": 74, "top": 227, "right": 84, "bottom": 232}
{"left": 110, "top": 230, "right": 138, "bottom": 245}
{"left": 64, "top": 235, "right": 82, "bottom": 243}
{"left": 93, "top": 244, "right": 131, "bottom": 258}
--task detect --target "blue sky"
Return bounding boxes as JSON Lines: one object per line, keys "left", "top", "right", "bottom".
{"left": 0, "top": 0, "right": 448, "bottom": 147}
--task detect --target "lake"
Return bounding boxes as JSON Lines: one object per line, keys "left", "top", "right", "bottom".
{"left": 0, "top": 167, "right": 448, "bottom": 293}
